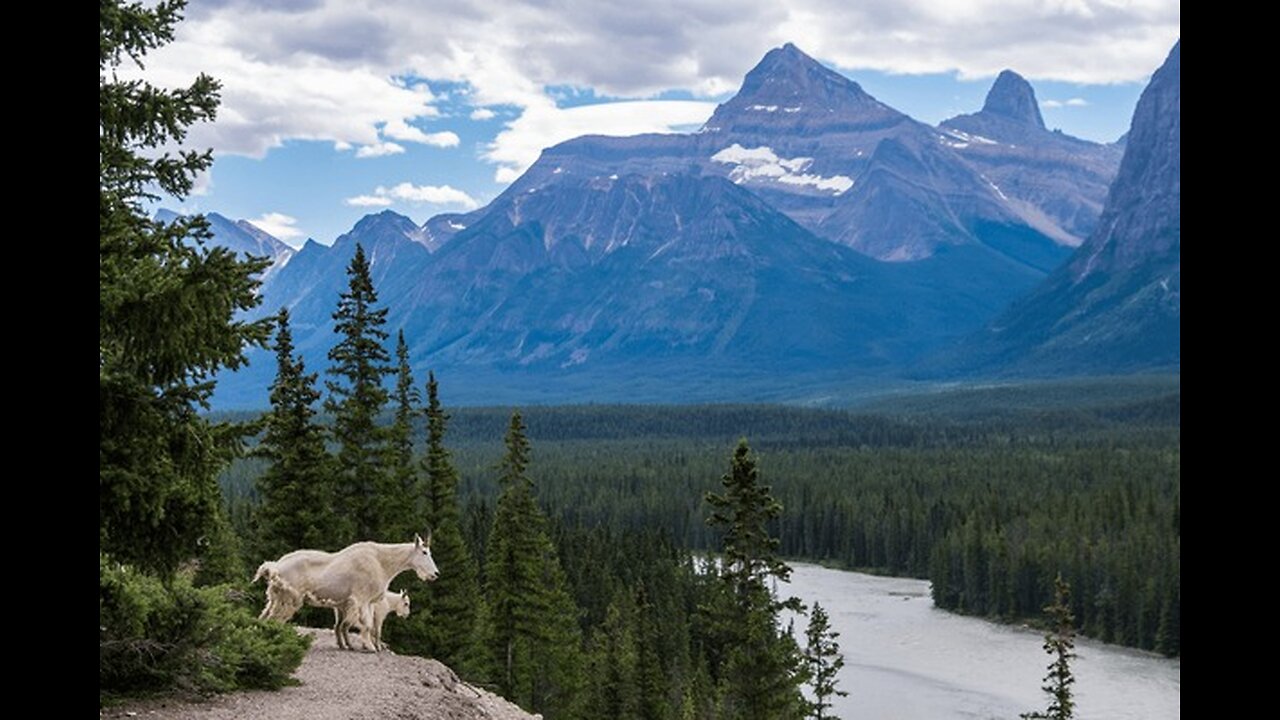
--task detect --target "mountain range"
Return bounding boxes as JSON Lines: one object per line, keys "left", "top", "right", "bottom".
{"left": 943, "top": 41, "right": 1180, "bottom": 375}
{"left": 175, "top": 42, "right": 1177, "bottom": 408}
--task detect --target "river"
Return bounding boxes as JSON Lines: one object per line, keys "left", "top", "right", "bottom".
{"left": 782, "top": 562, "right": 1180, "bottom": 720}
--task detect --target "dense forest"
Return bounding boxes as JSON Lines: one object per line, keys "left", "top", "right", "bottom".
{"left": 220, "top": 390, "right": 1181, "bottom": 659}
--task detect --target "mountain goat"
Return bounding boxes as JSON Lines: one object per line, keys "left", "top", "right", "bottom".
{"left": 252, "top": 533, "right": 438, "bottom": 651}
{"left": 341, "top": 589, "right": 411, "bottom": 652}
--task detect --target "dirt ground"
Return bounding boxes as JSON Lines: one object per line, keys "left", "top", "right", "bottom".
{"left": 101, "top": 628, "right": 537, "bottom": 720}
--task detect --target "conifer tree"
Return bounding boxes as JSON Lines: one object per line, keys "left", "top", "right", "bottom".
{"left": 704, "top": 439, "right": 807, "bottom": 720}
{"left": 253, "top": 308, "right": 339, "bottom": 556}
{"left": 803, "top": 602, "right": 848, "bottom": 720}
{"left": 585, "top": 590, "right": 641, "bottom": 720}
{"left": 377, "top": 329, "right": 419, "bottom": 540}
{"left": 485, "top": 411, "right": 583, "bottom": 717}
{"left": 387, "top": 371, "right": 487, "bottom": 677}
{"left": 1022, "top": 574, "right": 1077, "bottom": 720}
{"left": 324, "top": 243, "right": 391, "bottom": 542}
{"left": 100, "top": 0, "right": 271, "bottom": 574}
{"left": 706, "top": 440, "right": 796, "bottom": 606}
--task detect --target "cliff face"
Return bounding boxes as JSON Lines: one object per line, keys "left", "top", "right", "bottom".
{"left": 949, "top": 41, "right": 1181, "bottom": 375}
{"left": 102, "top": 628, "right": 539, "bottom": 720}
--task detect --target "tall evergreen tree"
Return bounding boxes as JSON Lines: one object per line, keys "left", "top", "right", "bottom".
{"left": 324, "top": 243, "right": 391, "bottom": 542}
{"left": 100, "top": 0, "right": 271, "bottom": 574}
{"left": 485, "top": 411, "right": 583, "bottom": 718}
{"left": 704, "top": 439, "right": 807, "bottom": 720}
{"left": 100, "top": 2, "right": 309, "bottom": 697}
{"left": 584, "top": 591, "right": 641, "bottom": 720}
{"left": 386, "top": 371, "right": 487, "bottom": 677}
{"left": 252, "top": 308, "right": 339, "bottom": 557}
{"left": 1022, "top": 574, "right": 1077, "bottom": 720}
{"left": 705, "top": 440, "right": 796, "bottom": 607}
{"left": 377, "top": 329, "right": 420, "bottom": 540}
{"left": 803, "top": 602, "right": 848, "bottom": 720}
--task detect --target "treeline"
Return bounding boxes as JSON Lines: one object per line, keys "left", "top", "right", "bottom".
{"left": 485, "top": 439, "right": 1179, "bottom": 657}
{"left": 213, "top": 391, "right": 1180, "bottom": 450}
{"left": 222, "top": 402, "right": 1181, "bottom": 658}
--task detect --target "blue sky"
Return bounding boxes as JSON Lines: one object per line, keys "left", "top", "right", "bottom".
{"left": 138, "top": 0, "right": 1179, "bottom": 246}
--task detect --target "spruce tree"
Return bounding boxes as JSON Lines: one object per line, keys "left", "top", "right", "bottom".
{"left": 252, "top": 308, "right": 339, "bottom": 557}
{"left": 386, "top": 371, "right": 486, "bottom": 677}
{"left": 1022, "top": 574, "right": 1077, "bottom": 720}
{"left": 705, "top": 440, "right": 796, "bottom": 606}
{"left": 485, "top": 411, "right": 583, "bottom": 717}
{"left": 100, "top": 0, "right": 271, "bottom": 574}
{"left": 324, "top": 243, "right": 391, "bottom": 542}
{"left": 377, "top": 329, "right": 420, "bottom": 540}
{"left": 704, "top": 439, "right": 807, "bottom": 720}
{"left": 803, "top": 602, "right": 848, "bottom": 720}
{"left": 584, "top": 591, "right": 641, "bottom": 720}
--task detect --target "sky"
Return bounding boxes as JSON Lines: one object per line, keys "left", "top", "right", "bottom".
{"left": 127, "top": 0, "right": 1181, "bottom": 247}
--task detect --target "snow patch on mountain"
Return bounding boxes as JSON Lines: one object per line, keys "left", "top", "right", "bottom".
{"left": 711, "top": 143, "right": 853, "bottom": 194}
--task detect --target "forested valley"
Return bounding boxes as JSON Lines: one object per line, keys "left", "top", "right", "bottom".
{"left": 219, "top": 382, "right": 1181, "bottom": 662}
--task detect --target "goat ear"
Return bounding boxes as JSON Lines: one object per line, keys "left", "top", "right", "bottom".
{"left": 414, "top": 533, "right": 424, "bottom": 547}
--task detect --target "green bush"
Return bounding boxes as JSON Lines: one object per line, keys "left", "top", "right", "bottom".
{"left": 100, "top": 554, "right": 310, "bottom": 701}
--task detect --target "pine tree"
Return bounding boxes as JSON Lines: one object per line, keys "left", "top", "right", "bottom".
{"left": 1022, "top": 574, "right": 1077, "bottom": 720}
{"left": 704, "top": 439, "right": 807, "bottom": 720}
{"left": 386, "top": 371, "right": 487, "bottom": 677}
{"left": 100, "top": 0, "right": 271, "bottom": 574}
{"left": 804, "top": 603, "right": 848, "bottom": 720}
{"left": 324, "top": 243, "right": 391, "bottom": 542}
{"left": 252, "top": 309, "right": 340, "bottom": 557}
{"left": 705, "top": 440, "right": 796, "bottom": 607}
{"left": 485, "top": 411, "right": 583, "bottom": 717}
{"left": 377, "top": 329, "right": 420, "bottom": 540}
{"left": 584, "top": 590, "right": 642, "bottom": 720}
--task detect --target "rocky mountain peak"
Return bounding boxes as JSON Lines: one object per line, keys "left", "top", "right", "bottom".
{"left": 982, "top": 70, "right": 1045, "bottom": 129}
{"left": 703, "top": 43, "right": 894, "bottom": 133}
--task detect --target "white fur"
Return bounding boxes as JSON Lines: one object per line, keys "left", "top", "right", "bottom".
{"left": 252, "top": 534, "right": 438, "bottom": 652}
{"left": 338, "top": 589, "right": 411, "bottom": 651}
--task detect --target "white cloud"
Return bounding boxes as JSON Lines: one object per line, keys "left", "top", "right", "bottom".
{"left": 345, "top": 195, "right": 395, "bottom": 207}
{"left": 128, "top": 1, "right": 1176, "bottom": 168}
{"left": 355, "top": 141, "right": 406, "bottom": 158}
{"left": 381, "top": 183, "right": 479, "bottom": 207}
{"left": 494, "top": 166, "right": 523, "bottom": 184}
{"left": 485, "top": 99, "right": 716, "bottom": 182}
{"left": 347, "top": 183, "right": 480, "bottom": 209}
{"left": 191, "top": 169, "right": 213, "bottom": 197}
{"left": 382, "top": 119, "right": 460, "bottom": 147}
{"left": 711, "top": 143, "right": 853, "bottom": 194}
{"left": 470, "top": 108, "right": 497, "bottom": 120}
{"left": 1041, "top": 97, "right": 1090, "bottom": 109}
{"left": 246, "top": 212, "right": 305, "bottom": 240}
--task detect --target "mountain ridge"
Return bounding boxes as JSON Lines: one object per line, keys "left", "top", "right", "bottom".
{"left": 195, "top": 41, "right": 1173, "bottom": 408}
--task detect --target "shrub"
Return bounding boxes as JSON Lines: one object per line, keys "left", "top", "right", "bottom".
{"left": 100, "top": 554, "right": 310, "bottom": 702}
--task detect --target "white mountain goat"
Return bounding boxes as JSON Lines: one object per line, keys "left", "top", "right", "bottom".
{"left": 341, "top": 589, "right": 411, "bottom": 652}
{"left": 252, "top": 534, "right": 439, "bottom": 651}
{"left": 252, "top": 548, "right": 333, "bottom": 621}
